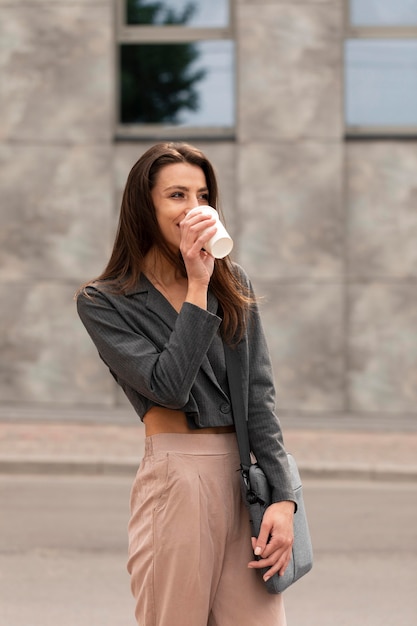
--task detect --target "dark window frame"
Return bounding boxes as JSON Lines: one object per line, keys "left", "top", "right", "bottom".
{"left": 114, "top": 0, "right": 236, "bottom": 139}
{"left": 344, "top": 0, "right": 417, "bottom": 137}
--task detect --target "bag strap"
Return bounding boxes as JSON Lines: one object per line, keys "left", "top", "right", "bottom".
{"left": 223, "top": 343, "right": 252, "bottom": 473}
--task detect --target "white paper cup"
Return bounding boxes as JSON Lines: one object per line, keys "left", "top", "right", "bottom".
{"left": 189, "top": 206, "right": 233, "bottom": 259}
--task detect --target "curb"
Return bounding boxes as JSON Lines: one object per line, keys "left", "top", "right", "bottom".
{"left": 0, "top": 456, "right": 139, "bottom": 477}
{"left": 297, "top": 463, "right": 417, "bottom": 483}
{"left": 1, "top": 456, "right": 416, "bottom": 482}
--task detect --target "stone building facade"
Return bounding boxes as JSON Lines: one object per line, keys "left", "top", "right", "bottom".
{"left": 1, "top": 0, "right": 416, "bottom": 428}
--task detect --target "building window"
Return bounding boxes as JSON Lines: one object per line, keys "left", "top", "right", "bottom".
{"left": 115, "top": 0, "right": 235, "bottom": 138}
{"left": 344, "top": 0, "right": 417, "bottom": 136}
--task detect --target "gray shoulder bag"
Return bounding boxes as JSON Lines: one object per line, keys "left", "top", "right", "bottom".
{"left": 224, "top": 343, "right": 313, "bottom": 593}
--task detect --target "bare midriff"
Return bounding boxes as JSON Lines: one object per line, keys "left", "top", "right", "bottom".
{"left": 143, "top": 406, "right": 235, "bottom": 437}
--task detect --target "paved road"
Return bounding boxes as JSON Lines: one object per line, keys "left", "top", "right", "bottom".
{"left": 0, "top": 474, "right": 416, "bottom": 626}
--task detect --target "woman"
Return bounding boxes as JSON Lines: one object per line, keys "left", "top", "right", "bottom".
{"left": 76, "top": 142, "right": 295, "bottom": 626}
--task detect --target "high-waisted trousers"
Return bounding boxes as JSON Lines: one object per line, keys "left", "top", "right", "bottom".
{"left": 127, "top": 432, "right": 287, "bottom": 626}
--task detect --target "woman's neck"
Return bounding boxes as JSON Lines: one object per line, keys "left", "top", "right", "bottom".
{"left": 143, "top": 248, "right": 185, "bottom": 288}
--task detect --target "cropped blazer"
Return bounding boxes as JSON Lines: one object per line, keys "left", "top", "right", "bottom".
{"left": 76, "top": 264, "right": 294, "bottom": 504}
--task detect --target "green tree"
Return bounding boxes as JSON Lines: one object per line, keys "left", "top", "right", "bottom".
{"left": 121, "top": 0, "right": 207, "bottom": 124}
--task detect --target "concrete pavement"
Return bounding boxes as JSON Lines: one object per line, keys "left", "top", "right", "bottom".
{"left": 0, "top": 405, "right": 416, "bottom": 481}
{"left": 1, "top": 405, "right": 416, "bottom": 625}
{"left": 1, "top": 473, "right": 417, "bottom": 626}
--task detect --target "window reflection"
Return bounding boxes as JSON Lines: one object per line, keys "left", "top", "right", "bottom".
{"left": 120, "top": 41, "right": 234, "bottom": 126}
{"left": 126, "top": 0, "right": 230, "bottom": 28}
{"left": 350, "top": 0, "right": 417, "bottom": 27}
{"left": 345, "top": 40, "right": 417, "bottom": 126}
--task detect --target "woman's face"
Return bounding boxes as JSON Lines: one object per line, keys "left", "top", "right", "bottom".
{"left": 151, "top": 162, "right": 209, "bottom": 251}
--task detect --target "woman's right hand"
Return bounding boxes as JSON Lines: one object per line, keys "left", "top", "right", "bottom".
{"left": 179, "top": 209, "right": 217, "bottom": 310}
{"left": 179, "top": 209, "right": 217, "bottom": 284}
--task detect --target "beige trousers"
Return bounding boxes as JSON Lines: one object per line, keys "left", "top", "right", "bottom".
{"left": 127, "top": 433, "right": 287, "bottom": 626}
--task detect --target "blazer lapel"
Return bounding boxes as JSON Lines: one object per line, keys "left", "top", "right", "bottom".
{"left": 203, "top": 290, "right": 230, "bottom": 398}
{"left": 144, "top": 275, "right": 219, "bottom": 329}
{"left": 145, "top": 279, "right": 179, "bottom": 331}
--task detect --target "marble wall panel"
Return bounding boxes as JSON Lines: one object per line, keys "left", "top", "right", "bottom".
{"left": 0, "top": 282, "right": 114, "bottom": 404}
{"left": 347, "top": 142, "right": 417, "bottom": 278}
{"left": 0, "top": 3, "right": 112, "bottom": 142}
{"left": 0, "top": 144, "right": 113, "bottom": 282}
{"left": 238, "top": 3, "right": 343, "bottom": 141}
{"left": 348, "top": 284, "right": 417, "bottom": 412}
{"left": 193, "top": 142, "right": 237, "bottom": 234}
{"left": 238, "top": 142, "right": 343, "bottom": 280}
{"left": 255, "top": 281, "right": 345, "bottom": 411}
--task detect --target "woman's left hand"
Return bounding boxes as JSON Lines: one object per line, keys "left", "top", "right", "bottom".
{"left": 248, "top": 501, "right": 295, "bottom": 582}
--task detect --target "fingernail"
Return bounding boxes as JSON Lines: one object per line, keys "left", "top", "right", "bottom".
{"left": 264, "top": 575, "right": 270, "bottom": 582}
{"left": 254, "top": 547, "right": 262, "bottom": 556}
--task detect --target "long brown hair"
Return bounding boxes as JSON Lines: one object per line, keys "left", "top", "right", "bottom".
{"left": 82, "top": 142, "right": 253, "bottom": 343}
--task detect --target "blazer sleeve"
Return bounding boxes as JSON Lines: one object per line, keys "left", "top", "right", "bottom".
{"left": 236, "top": 269, "right": 295, "bottom": 505}
{"left": 77, "top": 287, "right": 221, "bottom": 410}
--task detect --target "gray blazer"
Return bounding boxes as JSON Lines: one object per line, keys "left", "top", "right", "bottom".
{"left": 77, "top": 265, "right": 294, "bottom": 503}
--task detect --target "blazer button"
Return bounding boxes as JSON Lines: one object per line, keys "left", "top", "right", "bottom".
{"left": 220, "top": 403, "right": 231, "bottom": 414}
